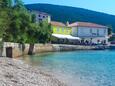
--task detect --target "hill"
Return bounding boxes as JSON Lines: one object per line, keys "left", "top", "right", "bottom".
{"left": 25, "top": 3, "right": 115, "bottom": 32}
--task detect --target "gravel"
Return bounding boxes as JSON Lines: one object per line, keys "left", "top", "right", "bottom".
{"left": 0, "top": 57, "right": 66, "bottom": 86}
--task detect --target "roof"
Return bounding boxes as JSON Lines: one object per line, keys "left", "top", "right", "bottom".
{"left": 50, "top": 21, "right": 66, "bottom": 27}
{"left": 52, "top": 34, "right": 81, "bottom": 40}
{"left": 68, "top": 22, "right": 107, "bottom": 28}
{"left": 32, "top": 11, "right": 50, "bottom": 16}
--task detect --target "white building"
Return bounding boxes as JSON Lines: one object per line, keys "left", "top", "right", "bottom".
{"left": 69, "top": 22, "right": 108, "bottom": 44}
{"left": 33, "top": 11, "right": 51, "bottom": 23}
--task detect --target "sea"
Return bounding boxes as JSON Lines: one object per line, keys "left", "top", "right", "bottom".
{"left": 21, "top": 50, "right": 115, "bottom": 86}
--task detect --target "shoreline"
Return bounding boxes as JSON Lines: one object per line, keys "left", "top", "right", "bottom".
{"left": 0, "top": 57, "right": 66, "bottom": 86}
{"left": 2, "top": 42, "right": 106, "bottom": 58}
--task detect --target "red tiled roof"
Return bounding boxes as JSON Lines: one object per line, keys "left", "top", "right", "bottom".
{"left": 68, "top": 22, "right": 107, "bottom": 28}
{"left": 50, "top": 21, "right": 65, "bottom": 27}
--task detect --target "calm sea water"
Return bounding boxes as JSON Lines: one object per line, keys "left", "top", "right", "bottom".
{"left": 22, "top": 50, "right": 115, "bottom": 86}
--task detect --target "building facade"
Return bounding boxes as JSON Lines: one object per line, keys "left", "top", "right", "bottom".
{"left": 51, "top": 21, "right": 80, "bottom": 44}
{"left": 51, "top": 21, "right": 71, "bottom": 35}
{"left": 69, "top": 22, "right": 108, "bottom": 44}
{"left": 33, "top": 11, "right": 51, "bottom": 23}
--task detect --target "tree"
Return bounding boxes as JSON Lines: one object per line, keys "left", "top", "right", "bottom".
{"left": 109, "top": 36, "right": 115, "bottom": 42}
{"left": 27, "top": 20, "right": 52, "bottom": 55}
{"left": 3, "top": 0, "right": 31, "bottom": 43}
{"left": 107, "top": 25, "right": 112, "bottom": 35}
{"left": 2, "top": 0, "right": 37, "bottom": 43}
{"left": 0, "top": 0, "right": 12, "bottom": 38}
{"left": 38, "top": 21, "right": 52, "bottom": 43}
{"left": 1, "top": 0, "right": 52, "bottom": 55}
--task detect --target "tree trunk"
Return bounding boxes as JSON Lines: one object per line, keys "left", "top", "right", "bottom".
{"left": 28, "top": 44, "right": 34, "bottom": 55}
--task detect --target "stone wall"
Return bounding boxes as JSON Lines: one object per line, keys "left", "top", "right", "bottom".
{"left": 53, "top": 44, "right": 95, "bottom": 51}
{"left": 2, "top": 42, "right": 96, "bottom": 58}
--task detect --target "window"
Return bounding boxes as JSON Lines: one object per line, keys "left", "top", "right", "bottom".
{"left": 62, "top": 28, "right": 64, "bottom": 33}
{"left": 38, "top": 14, "right": 41, "bottom": 17}
{"left": 92, "top": 29, "right": 97, "bottom": 36}
{"left": 90, "top": 28, "right": 92, "bottom": 33}
{"left": 43, "top": 16, "right": 45, "bottom": 18}
{"left": 57, "top": 28, "right": 60, "bottom": 32}
{"left": 66, "top": 30, "right": 68, "bottom": 34}
{"left": 97, "top": 29, "right": 99, "bottom": 36}
{"left": 39, "top": 19, "right": 42, "bottom": 21}
{"left": 104, "top": 29, "right": 106, "bottom": 34}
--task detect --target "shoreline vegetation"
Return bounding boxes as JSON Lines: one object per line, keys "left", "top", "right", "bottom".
{"left": 0, "top": 57, "right": 66, "bottom": 86}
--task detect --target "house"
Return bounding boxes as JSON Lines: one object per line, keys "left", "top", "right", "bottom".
{"left": 51, "top": 21, "right": 71, "bottom": 35}
{"left": 51, "top": 21, "right": 81, "bottom": 44}
{"left": 68, "top": 22, "right": 108, "bottom": 44}
{"left": 32, "top": 11, "right": 51, "bottom": 23}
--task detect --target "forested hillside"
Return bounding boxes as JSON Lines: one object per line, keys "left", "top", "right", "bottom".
{"left": 26, "top": 3, "right": 115, "bottom": 32}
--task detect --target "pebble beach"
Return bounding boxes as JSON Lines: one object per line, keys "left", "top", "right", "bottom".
{"left": 0, "top": 57, "right": 66, "bottom": 86}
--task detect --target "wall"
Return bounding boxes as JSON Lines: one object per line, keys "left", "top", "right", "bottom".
{"left": 72, "top": 27, "right": 78, "bottom": 36}
{"left": 2, "top": 42, "right": 54, "bottom": 58}
{"left": 48, "top": 16, "right": 51, "bottom": 23}
{"left": 1, "top": 42, "right": 96, "bottom": 58}
{"left": 33, "top": 11, "right": 51, "bottom": 23}
{"left": 77, "top": 27, "right": 107, "bottom": 37}
{"left": 52, "top": 26, "right": 72, "bottom": 35}
{"left": 71, "top": 26, "right": 108, "bottom": 44}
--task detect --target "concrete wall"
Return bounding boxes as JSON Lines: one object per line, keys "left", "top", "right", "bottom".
{"left": 1, "top": 42, "right": 96, "bottom": 58}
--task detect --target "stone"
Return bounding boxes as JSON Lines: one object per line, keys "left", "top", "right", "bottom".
{"left": 0, "top": 58, "right": 66, "bottom": 86}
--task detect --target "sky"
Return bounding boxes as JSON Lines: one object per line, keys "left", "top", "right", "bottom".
{"left": 23, "top": 0, "right": 115, "bottom": 15}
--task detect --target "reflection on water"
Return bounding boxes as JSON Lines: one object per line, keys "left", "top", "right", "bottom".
{"left": 21, "top": 50, "right": 115, "bottom": 86}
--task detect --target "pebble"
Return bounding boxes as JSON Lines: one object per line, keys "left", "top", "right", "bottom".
{"left": 0, "top": 57, "right": 66, "bottom": 86}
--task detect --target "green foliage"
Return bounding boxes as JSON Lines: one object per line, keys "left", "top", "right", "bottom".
{"left": 0, "top": 40, "right": 3, "bottom": 48}
{"left": 31, "top": 13, "right": 36, "bottom": 23}
{"left": 38, "top": 21, "right": 52, "bottom": 43}
{"left": 1, "top": 0, "right": 52, "bottom": 44}
{"left": 26, "top": 20, "right": 52, "bottom": 44}
{"left": 0, "top": 0, "right": 12, "bottom": 38}
{"left": 4, "top": 9, "right": 31, "bottom": 43}
{"left": 107, "top": 25, "right": 112, "bottom": 35}
{"left": 109, "top": 37, "right": 115, "bottom": 41}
